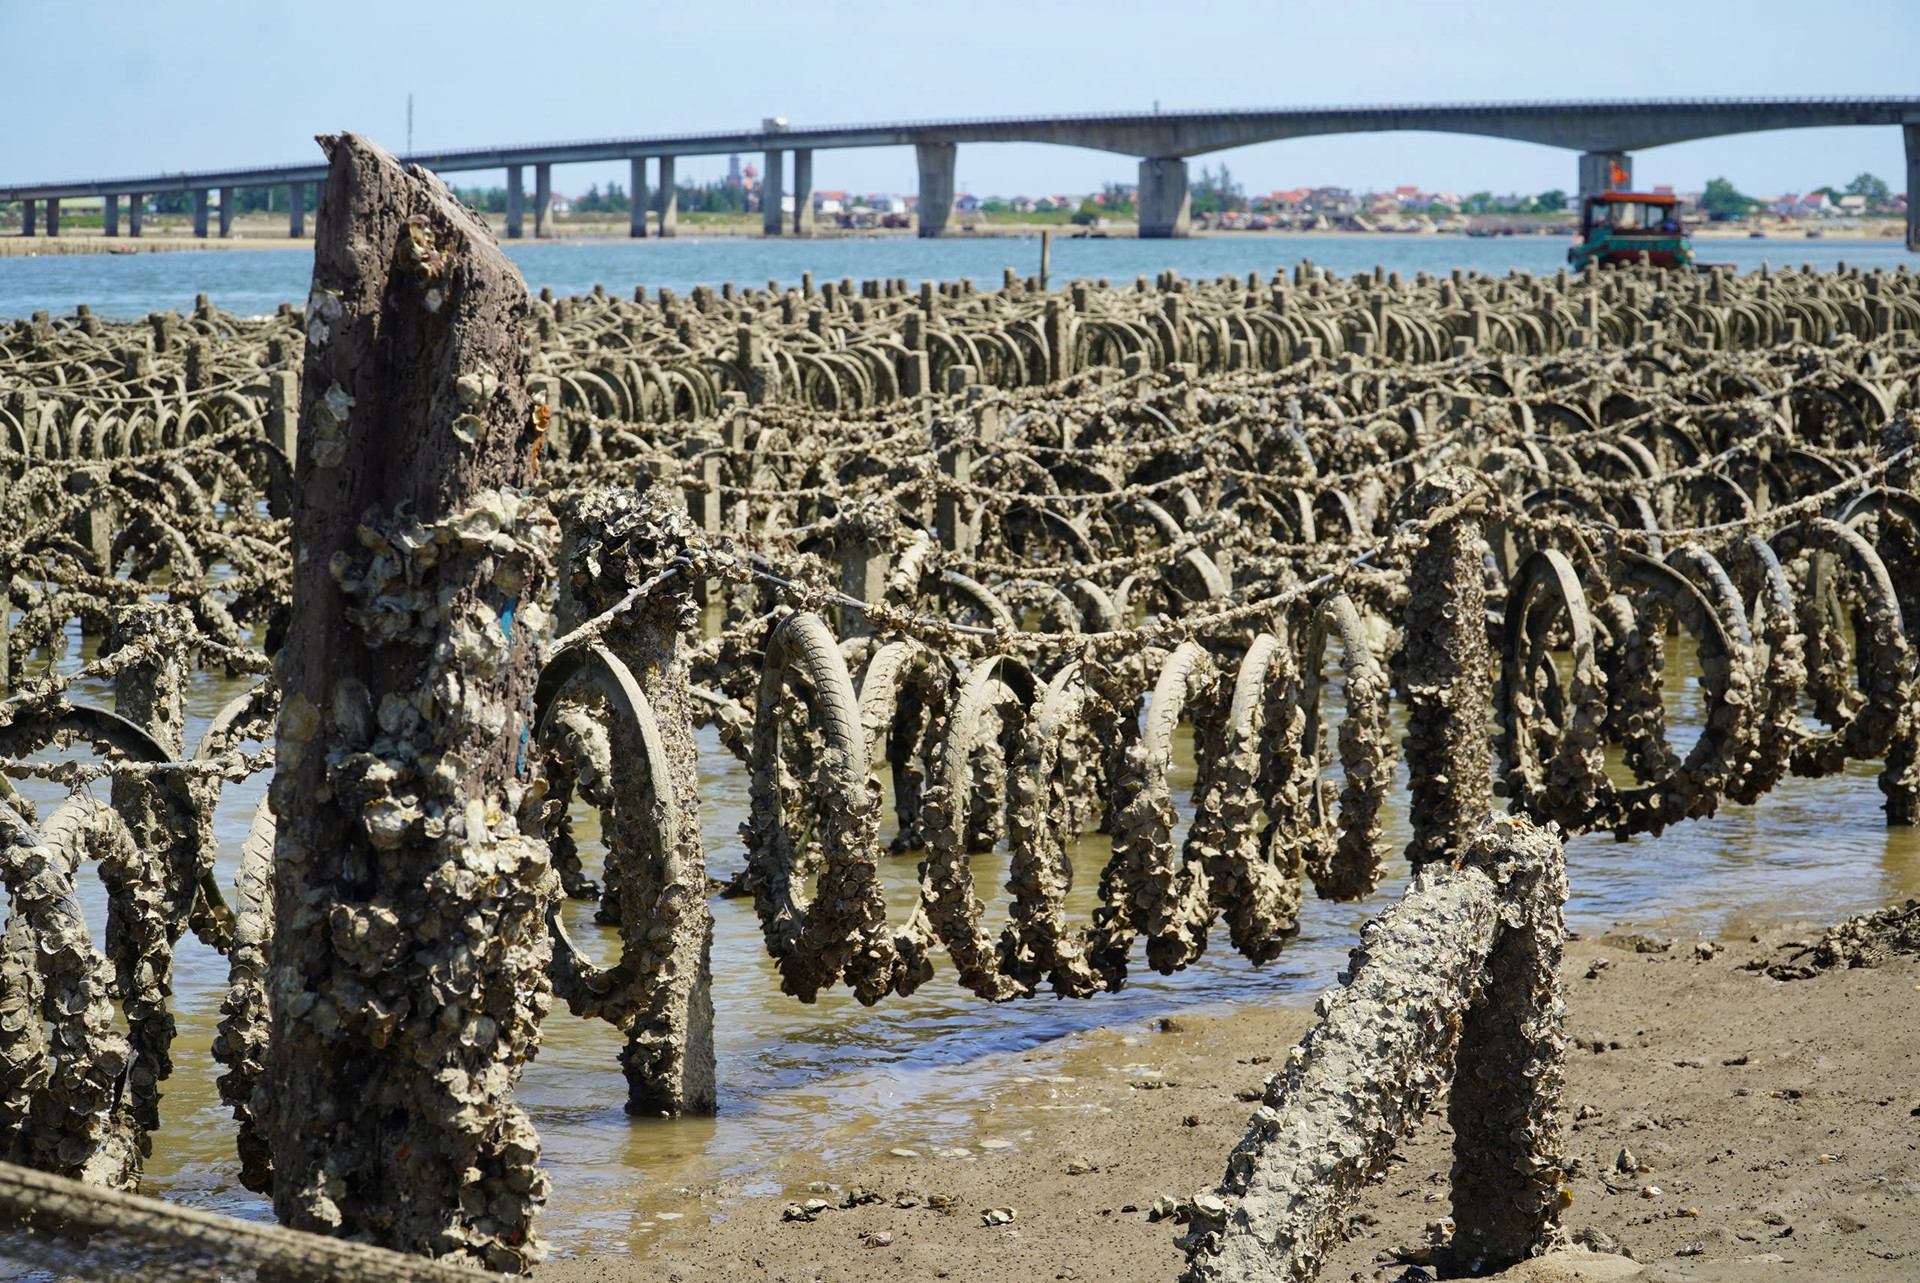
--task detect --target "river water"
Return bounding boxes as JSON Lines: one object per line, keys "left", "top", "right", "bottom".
{"left": 1, "top": 232, "right": 1914, "bottom": 321}
{"left": 6, "top": 232, "right": 1919, "bottom": 1256}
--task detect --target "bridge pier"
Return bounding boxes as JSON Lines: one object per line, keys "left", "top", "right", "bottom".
{"left": 18, "top": 200, "right": 33, "bottom": 236}
{"left": 192, "top": 189, "right": 209, "bottom": 238}
{"left": 128, "top": 196, "right": 143, "bottom": 237}
{"left": 289, "top": 182, "right": 305, "bottom": 238}
{"left": 916, "top": 141, "right": 956, "bottom": 238}
{"left": 1906, "top": 125, "right": 1920, "bottom": 253}
{"left": 1138, "top": 157, "right": 1191, "bottom": 238}
{"left": 506, "top": 165, "right": 524, "bottom": 239}
{"left": 44, "top": 198, "right": 60, "bottom": 237}
{"left": 1577, "top": 150, "right": 1632, "bottom": 207}
{"left": 793, "top": 148, "right": 814, "bottom": 236}
{"left": 762, "top": 148, "right": 785, "bottom": 235}
{"left": 534, "top": 163, "right": 552, "bottom": 238}
{"left": 658, "top": 156, "right": 677, "bottom": 237}
{"left": 104, "top": 194, "right": 119, "bottom": 237}
{"left": 630, "top": 157, "right": 647, "bottom": 238}
{"left": 219, "top": 186, "right": 236, "bottom": 237}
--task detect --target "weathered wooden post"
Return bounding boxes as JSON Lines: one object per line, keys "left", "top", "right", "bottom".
{"left": 266, "top": 133, "right": 557, "bottom": 1269}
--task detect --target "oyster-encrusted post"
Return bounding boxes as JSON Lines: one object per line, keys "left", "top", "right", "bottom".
{"left": 553, "top": 487, "right": 720, "bottom": 1116}
{"left": 1400, "top": 468, "right": 1493, "bottom": 871}
{"left": 102, "top": 602, "right": 194, "bottom": 1171}
{"left": 265, "top": 133, "right": 557, "bottom": 1270}
{"left": 1442, "top": 817, "right": 1571, "bottom": 1274}
{"left": 1178, "top": 841, "right": 1503, "bottom": 1282}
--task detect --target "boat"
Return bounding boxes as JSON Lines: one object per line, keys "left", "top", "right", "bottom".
{"left": 1568, "top": 191, "right": 1693, "bottom": 270}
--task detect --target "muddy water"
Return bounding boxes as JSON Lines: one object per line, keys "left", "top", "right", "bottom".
{"left": 18, "top": 617, "right": 1919, "bottom": 1256}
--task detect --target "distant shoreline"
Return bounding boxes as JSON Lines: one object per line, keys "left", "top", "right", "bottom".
{"left": 2, "top": 225, "right": 1904, "bottom": 259}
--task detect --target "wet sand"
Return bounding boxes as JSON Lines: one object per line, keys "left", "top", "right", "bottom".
{"left": 537, "top": 928, "right": 1920, "bottom": 1283}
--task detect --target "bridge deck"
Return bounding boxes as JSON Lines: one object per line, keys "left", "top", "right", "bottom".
{"left": 4, "top": 97, "right": 1918, "bottom": 203}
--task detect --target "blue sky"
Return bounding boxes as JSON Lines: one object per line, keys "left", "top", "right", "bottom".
{"left": 3, "top": 1, "right": 1914, "bottom": 201}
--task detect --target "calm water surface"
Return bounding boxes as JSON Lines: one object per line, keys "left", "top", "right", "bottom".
{"left": 1, "top": 234, "right": 1914, "bottom": 320}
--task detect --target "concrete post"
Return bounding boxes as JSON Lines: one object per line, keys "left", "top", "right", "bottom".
{"left": 915, "top": 142, "right": 956, "bottom": 238}
{"left": 553, "top": 491, "right": 719, "bottom": 1119}
{"left": 505, "top": 164, "right": 524, "bottom": 239}
{"left": 63, "top": 469, "right": 113, "bottom": 575}
{"left": 44, "top": 198, "right": 60, "bottom": 238}
{"left": 289, "top": 182, "right": 305, "bottom": 238}
{"left": 1906, "top": 125, "right": 1920, "bottom": 253}
{"left": 629, "top": 157, "right": 647, "bottom": 238}
{"left": 761, "top": 148, "right": 784, "bottom": 236}
{"left": 218, "top": 187, "right": 236, "bottom": 237}
{"left": 1138, "top": 157, "right": 1191, "bottom": 238}
{"left": 265, "top": 368, "right": 300, "bottom": 459}
{"left": 533, "top": 163, "right": 552, "bottom": 238}
{"left": 792, "top": 148, "right": 814, "bottom": 236}
{"left": 1577, "top": 150, "right": 1632, "bottom": 208}
{"left": 936, "top": 427, "right": 974, "bottom": 555}
{"left": 18, "top": 199, "right": 34, "bottom": 236}
{"left": 104, "top": 194, "right": 119, "bottom": 236}
{"left": 658, "top": 156, "right": 677, "bottom": 237}
{"left": 128, "top": 196, "right": 143, "bottom": 237}
{"left": 1400, "top": 470, "right": 1493, "bottom": 871}
{"left": 192, "top": 189, "right": 210, "bottom": 238}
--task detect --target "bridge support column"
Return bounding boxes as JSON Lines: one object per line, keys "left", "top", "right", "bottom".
{"left": 18, "top": 200, "right": 34, "bottom": 236}
{"left": 104, "top": 194, "right": 119, "bottom": 236}
{"left": 792, "top": 148, "right": 814, "bottom": 236}
{"left": 192, "top": 189, "right": 209, "bottom": 238}
{"left": 629, "top": 157, "right": 647, "bottom": 238}
{"left": 1577, "top": 151, "right": 1632, "bottom": 207}
{"left": 658, "top": 156, "right": 677, "bottom": 237}
{"left": 128, "top": 196, "right": 143, "bottom": 237}
{"left": 533, "top": 163, "right": 552, "bottom": 238}
{"left": 762, "top": 148, "right": 785, "bottom": 235}
{"left": 219, "top": 186, "right": 236, "bottom": 237}
{"left": 1138, "top": 157, "right": 1191, "bottom": 238}
{"left": 1905, "top": 125, "right": 1920, "bottom": 253}
{"left": 44, "top": 198, "right": 60, "bottom": 237}
{"left": 505, "top": 165, "right": 524, "bottom": 239}
{"left": 916, "top": 141, "right": 956, "bottom": 238}
{"left": 289, "top": 182, "right": 305, "bottom": 238}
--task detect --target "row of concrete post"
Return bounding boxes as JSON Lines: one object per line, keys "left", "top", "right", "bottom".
{"left": 13, "top": 185, "right": 313, "bottom": 239}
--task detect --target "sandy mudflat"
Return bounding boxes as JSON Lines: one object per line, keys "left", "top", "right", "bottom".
{"left": 535, "top": 929, "right": 1920, "bottom": 1283}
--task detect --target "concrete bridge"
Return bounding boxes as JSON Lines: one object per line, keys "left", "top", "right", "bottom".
{"left": 6, "top": 98, "right": 1919, "bottom": 247}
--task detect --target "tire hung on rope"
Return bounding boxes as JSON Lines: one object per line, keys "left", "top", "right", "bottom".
{"left": 535, "top": 643, "right": 703, "bottom": 1034}
{"left": 1721, "top": 536, "right": 1806, "bottom": 806}
{"left": 745, "top": 613, "right": 920, "bottom": 1004}
{"left": 921, "top": 654, "right": 1037, "bottom": 1001}
{"left": 1188, "top": 633, "right": 1305, "bottom": 964}
{"left": 997, "top": 664, "right": 1104, "bottom": 999}
{"left": 1091, "top": 640, "right": 1219, "bottom": 985}
{"left": 1495, "top": 548, "right": 1610, "bottom": 834}
{"left": 1294, "top": 593, "right": 1395, "bottom": 900}
{"left": 1771, "top": 518, "right": 1915, "bottom": 793}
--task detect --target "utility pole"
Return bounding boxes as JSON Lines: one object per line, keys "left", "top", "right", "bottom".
{"left": 407, "top": 94, "right": 414, "bottom": 155}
